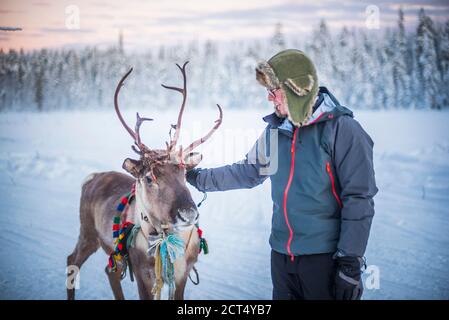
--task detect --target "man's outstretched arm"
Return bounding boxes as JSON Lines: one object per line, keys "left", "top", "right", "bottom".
{"left": 187, "top": 128, "right": 272, "bottom": 192}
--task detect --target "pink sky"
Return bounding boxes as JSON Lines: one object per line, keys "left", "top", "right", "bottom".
{"left": 1, "top": 0, "right": 448, "bottom": 52}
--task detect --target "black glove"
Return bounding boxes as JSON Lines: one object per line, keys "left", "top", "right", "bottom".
{"left": 334, "top": 256, "right": 364, "bottom": 300}
{"left": 186, "top": 168, "right": 202, "bottom": 189}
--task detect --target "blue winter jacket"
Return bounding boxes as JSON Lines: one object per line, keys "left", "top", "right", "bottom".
{"left": 193, "top": 87, "right": 378, "bottom": 258}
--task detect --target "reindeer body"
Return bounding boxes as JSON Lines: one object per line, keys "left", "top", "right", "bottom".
{"left": 66, "top": 62, "right": 222, "bottom": 300}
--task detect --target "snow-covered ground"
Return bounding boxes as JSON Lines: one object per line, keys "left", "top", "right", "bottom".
{"left": 0, "top": 108, "right": 448, "bottom": 300}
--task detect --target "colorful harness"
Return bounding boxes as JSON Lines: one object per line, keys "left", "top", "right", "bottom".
{"left": 106, "top": 184, "right": 208, "bottom": 299}
{"left": 107, "top": 186, "right": 137, "bottom": 280}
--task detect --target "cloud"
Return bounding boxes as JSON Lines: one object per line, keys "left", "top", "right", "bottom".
{"left": 0, "top": 9, "right": 25, "bottom": 14}
{"left": 91, "top": 1, "right": 119, "bottom": 9}
{"left": 32, "top": 1, "right": 51, "bottom": 7}
{"left": 0, "top": 34, "right": 11, "bottom": 41}
{"left": 375, "top": 0, "right": 449, "bottom": 7}
{"left": 40, "top": 27, "right": 96, "bottom": 34}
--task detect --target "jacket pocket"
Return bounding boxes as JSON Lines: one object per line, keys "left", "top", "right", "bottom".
{"left": 326, "top": 161, "right": 342, "bottom": 208}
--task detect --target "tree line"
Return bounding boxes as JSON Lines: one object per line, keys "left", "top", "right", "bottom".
{"left": 0, "top": 8, "right": 448, "bottom": 111}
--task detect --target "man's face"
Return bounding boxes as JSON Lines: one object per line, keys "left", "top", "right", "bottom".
{"left": 268, "top": 88, "right": 289, "bottom": 117}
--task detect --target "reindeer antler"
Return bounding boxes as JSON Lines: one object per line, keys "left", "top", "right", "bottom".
{"left": 115, "top": 63, "right": 222, "bottom": 161}
{"left": 135, "top": 112, "right": 153, "bottom": 148}
{"left": 183, "top": 104, "right": 223, "bottom": 154}
{"left": 162, "top": 61, "right": 224, "bottom": 157}
{"left": 161, "top": 61, "right": 189, "bottom": 152}
{"left": 114, "top": 68, "right": 153, "bottom": 154}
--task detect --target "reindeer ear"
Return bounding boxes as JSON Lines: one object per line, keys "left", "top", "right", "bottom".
{"left": 184, "top": 152, "right": 202, "bottom": 170}
{"left": 122, "top": 158, "right": 142, "bottom": 178}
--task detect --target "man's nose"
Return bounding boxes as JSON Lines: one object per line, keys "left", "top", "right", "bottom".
{"left": 268, "top": 93, "right": 274, "bottom": 102}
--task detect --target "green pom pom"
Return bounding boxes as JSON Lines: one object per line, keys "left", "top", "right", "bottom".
{"left": 201, "top": 238, "right": 209, "bottom": 255}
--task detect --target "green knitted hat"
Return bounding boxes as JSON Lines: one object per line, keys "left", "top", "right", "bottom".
{"left": 256, "top": 49, "right": 319, "bottom": 127}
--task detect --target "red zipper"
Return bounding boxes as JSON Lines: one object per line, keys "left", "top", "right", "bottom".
{"left": 326, "top": 161, "right": 342, "bottom": 208}
{"left": 283, "top": 127, "right": 298, "bottom": 262}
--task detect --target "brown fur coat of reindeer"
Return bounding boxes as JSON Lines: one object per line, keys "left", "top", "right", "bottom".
{"left": 66, "top": 62, "right": 222, "bottom": 300}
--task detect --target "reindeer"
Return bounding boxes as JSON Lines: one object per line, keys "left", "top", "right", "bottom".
{"left": 66, "top": 62, "right": 222, "bottom": 300}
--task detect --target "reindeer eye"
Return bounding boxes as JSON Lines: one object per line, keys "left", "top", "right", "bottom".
{"left": 145, "top": 176, "right": 152, "bottom": 184}
{"left": 141, "top": 212, "right": 149, "bottom": 222}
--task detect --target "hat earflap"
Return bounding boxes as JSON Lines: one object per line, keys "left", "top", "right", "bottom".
{"left": 286, "top": 102, "right": 314, "bottom": 128}
{"left": 284, "top": 74, "right": 315, "bottom": 97}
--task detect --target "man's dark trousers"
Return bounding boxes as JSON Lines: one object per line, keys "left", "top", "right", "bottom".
{"left": 271, "top": 249, "right": 336, "bottom": 300}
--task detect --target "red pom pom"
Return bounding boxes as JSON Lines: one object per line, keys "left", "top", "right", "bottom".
{"left": 118, "top": 243, "right": 123, "bottom": 251}
{"left": 197, "top": 228, "right": 203, "bottom": 238}
{"left": 121, "top": 197, "right": 128, "bottom": 205}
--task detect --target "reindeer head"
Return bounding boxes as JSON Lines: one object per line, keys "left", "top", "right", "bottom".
{"left": 114, "top": 62, "right": 222, "bottom": 237}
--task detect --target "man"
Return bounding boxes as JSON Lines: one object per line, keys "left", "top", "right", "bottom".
{"left": 187, "top": 49, "right": 378, "bottom": 300}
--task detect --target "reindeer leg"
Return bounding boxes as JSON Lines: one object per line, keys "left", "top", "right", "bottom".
{"left": 174, "top": 275, "right": 188, "bottom": 300}
{"left": 174, "top": 258, "right": 195, "bottom": 300}
{"left": 134, "top": 268, "right": 154, "bottom": 300}
{"left": 104, "top": 265, "right": 125, "bottom": 300}
{"left": 128, "top": 248, "right": 154, "bottom": 300}
{"left": 66, "top": 234, "right": 99, "bottom": 300}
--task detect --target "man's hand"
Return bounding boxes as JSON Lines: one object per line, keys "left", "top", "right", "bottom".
{"left": 186, "top": 168, "right": 202, "bottom": 190}
{"left": 334, "top": 256, "right": 364, "bottom": 300}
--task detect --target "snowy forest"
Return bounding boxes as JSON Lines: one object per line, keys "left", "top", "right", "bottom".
{"left": 1, "top": 8, "right": 448, "bottom": 112}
